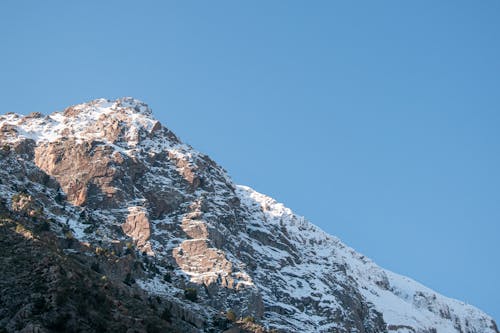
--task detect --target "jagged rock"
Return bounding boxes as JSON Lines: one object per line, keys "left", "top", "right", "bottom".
{"left": 0, "top": 98, "right": 497, "bottom": 333}
{"left": 122, "top": 206, "right": 153, "bottom": 255}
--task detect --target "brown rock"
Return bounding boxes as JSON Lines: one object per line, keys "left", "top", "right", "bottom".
{"left": 122, "top": 206, "right": 153, "bottom": 255}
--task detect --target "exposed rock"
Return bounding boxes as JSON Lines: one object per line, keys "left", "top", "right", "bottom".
{"left": 122, "top": 206, "right": 153, "bottom": 255}
{"left": 0, "top": 98, "right": 497, "bottom": 333}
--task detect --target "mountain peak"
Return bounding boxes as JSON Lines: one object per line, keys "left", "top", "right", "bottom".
{"left": 64, "top": 97, "right": 153, "bottom": 118}
{"left": 0, "top": 98, "right": 497, "bottom": 333}
{"left": 0, "top": 97, "right": 164, "bottom": 151}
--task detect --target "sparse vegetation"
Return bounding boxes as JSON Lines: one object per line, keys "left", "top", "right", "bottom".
{"left": 32, "top": 297, "right": 47, "bottom": 315}
{"left": 145, "top": 317, "right": 164, "bottom": 333}
{"left": 15, "top": 223, "right": 29, "bottom": 235}
{"left": 161, "top": 307, "right": 171, "bottom": 322}
{"left": 124, "top": 272, "right": 135, "bottom": 286}
{"left": 84, "top": 225, "right": 95, "bottom": 234}
{"left": 95, "top": 246, "right": 107, "bottom": 256}
{"left": 33, "top": 207, "right": 43, "bottom": 218}
{"left": 147, "top": 262, "right": 160, "bottom": 274}
{"left": 90, "top": 262, "right": 101, "bottom": 273}
{"left": 54, "top": 190, "right": 65, "bottom": 204}
{"left": 226, "top": 309, "right": 237, "bottom": 322}
{"left": 34, "top": 220, "right": 50, "bottom": 232}
{"left": 184, "top": 287, "right": 197, "bottom": 302}
{"left": 125, "top": 241, "right": 134, "bottom": 255}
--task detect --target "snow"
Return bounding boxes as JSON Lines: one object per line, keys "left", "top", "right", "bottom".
{"left": 136, "top": 276, "right": 172, "bottom": 297}
{"left": 0, "top": 97, "right": 159, "bottom": 157}
{"left": 236, "top": 184, "right": 498, "bottom": 333}
{"left": 2, "top": 97, "right": 496, "bottom": 333}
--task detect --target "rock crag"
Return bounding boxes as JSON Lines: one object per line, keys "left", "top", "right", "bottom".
{"left": 0, "top": 98, "right": 497, "bottom": 333}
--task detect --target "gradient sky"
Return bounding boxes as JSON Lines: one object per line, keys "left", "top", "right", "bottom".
{"left": 1, "top": 1, "right": 499, "bottom": 321}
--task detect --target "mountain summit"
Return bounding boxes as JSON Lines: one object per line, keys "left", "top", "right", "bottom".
{"left": 0, "top": 98, "right": 497, "bottom": 333}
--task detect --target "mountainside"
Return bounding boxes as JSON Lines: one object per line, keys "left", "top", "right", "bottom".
{"left": 0, "top": 98, "right": 497, "bottom": 333}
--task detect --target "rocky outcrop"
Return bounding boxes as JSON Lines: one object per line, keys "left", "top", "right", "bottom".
{"left": 34, "top": 140, "right": 134, "bottom": 207}
{"left": 122, "top": 206, "right": 153, "bottom": 255}
{"left": 0, "top": 98, "right": 497, "bottom": 333}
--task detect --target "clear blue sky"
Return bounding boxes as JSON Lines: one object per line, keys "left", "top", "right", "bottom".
{"left": 1, "top": 1, "right": 499, "bottom": 321}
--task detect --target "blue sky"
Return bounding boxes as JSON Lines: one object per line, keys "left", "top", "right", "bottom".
{"left": 1, "top": 1, "right": 499, "bottom": 321}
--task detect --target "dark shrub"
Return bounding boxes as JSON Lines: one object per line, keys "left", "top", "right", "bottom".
{"left": 90, "top": 262, "right": 101, "bottom": 273}
{"left": 124, "top": 272, "right": 135, "bottom": 286}
{"left": 161, "top": 308, "right": 171, "bottom": 322}
{"left": 35, "top": 221, "right": 50, "bottom": 232}
{"left": 184, "top": 288, "right": 197, "bottom": 302}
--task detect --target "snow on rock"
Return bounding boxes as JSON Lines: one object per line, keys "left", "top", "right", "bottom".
{"left": 236, "top": 184, "right": 498, "bottom": 333}
{"left": 0, "top": 98, "right": 497, "bottom": 333}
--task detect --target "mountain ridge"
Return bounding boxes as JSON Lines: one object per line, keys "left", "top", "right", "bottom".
{"left": 0, "top": 97, "right": 497, "bottom": 333}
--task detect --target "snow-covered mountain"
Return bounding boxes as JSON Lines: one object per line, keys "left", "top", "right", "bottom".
{"left": 0, "top": 98, "right": 497, "bottom": 333}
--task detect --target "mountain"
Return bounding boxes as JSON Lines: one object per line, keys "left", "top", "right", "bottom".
{"left": 0, "top": 97, "right": 497, "bottom": 333}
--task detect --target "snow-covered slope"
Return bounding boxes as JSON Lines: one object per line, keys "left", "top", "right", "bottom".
{"left": 0, "top": 98, "right": 497, "bottom": 333}
{"left": 236, "top": 185, "right": 497, "bottom": 332}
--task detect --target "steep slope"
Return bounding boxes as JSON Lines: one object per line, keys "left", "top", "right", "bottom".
{"left": 0, "top": 98, "right": 497, "bottom": 333}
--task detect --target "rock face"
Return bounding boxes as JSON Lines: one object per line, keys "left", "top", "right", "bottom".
{"left": 122, "top": 206, "right": 153, "bottom": 255}
{"left": 0, "top": 98, "right": 497, "bottom": 333}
